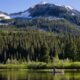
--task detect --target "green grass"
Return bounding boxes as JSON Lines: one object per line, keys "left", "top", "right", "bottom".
{"left": 0, "top": 64, "right": 27, "bottom": 69}
{"left": 0, "top": 61, "right": 80, "bottom": 69}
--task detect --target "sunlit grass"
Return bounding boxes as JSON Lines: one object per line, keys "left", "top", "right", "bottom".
{"left": 0, "top": 61, "right": 80, "bottom": 69}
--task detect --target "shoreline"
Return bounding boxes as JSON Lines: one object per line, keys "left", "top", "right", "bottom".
{"left": 0, "top": 62, "right": 80, "bottom": 70}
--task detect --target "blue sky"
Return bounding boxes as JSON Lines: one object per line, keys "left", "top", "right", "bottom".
{"left": 0, "top": 0, "right": 80, "bottom": 13}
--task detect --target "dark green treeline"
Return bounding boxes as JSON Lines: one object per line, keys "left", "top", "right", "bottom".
{"left": 0, "top": 30, "right": 80, "bottom": 63}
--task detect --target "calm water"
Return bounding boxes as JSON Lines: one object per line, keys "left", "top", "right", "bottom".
{"left": 0, "top": 69, "right": 79, "bottom": 80}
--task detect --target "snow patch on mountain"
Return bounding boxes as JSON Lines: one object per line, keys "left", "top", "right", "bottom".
{"left": 63, "top": 5, "right": 73, "bottom": 10}
{"left": 10, "top": 11, "right": 31, "bottom": 18}
{"left": 71, "top": 13, "right": 75, "bottom": 16}
{"left": 0, "top": 13, "right": 10, "bottom": 19}
{"left": 40, "top": 1, "right": 47, "bottom": 4}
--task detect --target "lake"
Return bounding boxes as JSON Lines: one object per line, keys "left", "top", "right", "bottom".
{"left": 0, "top": 69, "right": 79, "bottom": 80}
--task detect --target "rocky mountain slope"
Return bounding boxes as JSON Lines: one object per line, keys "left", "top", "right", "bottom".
{"left": 10, "top": 3, "right": 80, "bottom": 26}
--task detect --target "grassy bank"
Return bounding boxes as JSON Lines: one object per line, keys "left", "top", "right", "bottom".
{"left": 0, "top": 61, "right": 80, "bottom": 69}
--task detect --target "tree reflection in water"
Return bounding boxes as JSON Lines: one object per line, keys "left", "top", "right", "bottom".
{"left": 0, "top": 69, "right": 79, "bottom": 80}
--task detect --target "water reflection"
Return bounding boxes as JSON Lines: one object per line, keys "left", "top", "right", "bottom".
{"left": 0, "top": 69, "right": 79, "bottom": 80}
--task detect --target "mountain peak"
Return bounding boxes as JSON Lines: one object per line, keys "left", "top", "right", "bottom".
{"left": 10, "top": 3, "right": 78, "bottom": 19}
{"left": 0, "top": 3, "right": 80, "bottom": 26}
{"left": 40, "top": 1, "right": 47, "bottom": 4}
